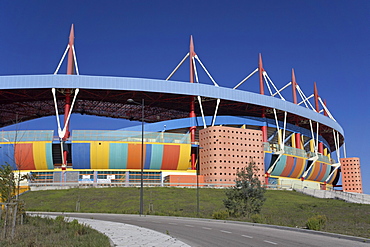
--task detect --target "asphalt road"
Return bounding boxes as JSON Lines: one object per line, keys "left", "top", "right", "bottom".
{"left": 39, "top": 212, "right": 369, "bottom": 247}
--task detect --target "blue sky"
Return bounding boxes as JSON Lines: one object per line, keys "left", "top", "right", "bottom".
{"left": 0, "top": 1, "right": 369, "bottom": 193}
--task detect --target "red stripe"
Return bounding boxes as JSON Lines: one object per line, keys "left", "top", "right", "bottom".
{"left": 161, "top": 145, "right": 180, "bottom": 170}
{"left": 15, "top": 143, "right": 35, "bottom": 170}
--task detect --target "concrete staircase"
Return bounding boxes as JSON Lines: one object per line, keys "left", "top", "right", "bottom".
{"left": 294, "top": 187, "right": 370, "bottom": 204}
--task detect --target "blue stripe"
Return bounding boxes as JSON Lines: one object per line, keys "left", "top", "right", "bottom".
{"left": 264, "top": 152, "right": 272, "bottom": 171}
{"left": 0, "top": 144, "right": 16, "bottom": 169}
{"left": 313, "top": 163, "right": 323, "bottom": 181}
{"left": 72, "top": 143, "right": 90, "bottom": 169}
{"left": 287, "top": 157, "right": 297, "bottom": 177}
{"left": 144, "top": 144, "right": 152, "bottom": 169}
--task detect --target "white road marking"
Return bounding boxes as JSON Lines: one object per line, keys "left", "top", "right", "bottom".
{"left": 220, "top": 230, "right": 232, "bottom": 234}
{"left": 168, "top": 222, "right": 178, "bottom": 225}
{"left": 185, "top": 225, "right": 194, "bottom": 227}
{"left": 264, "top": 240, "right": 277, "bottom": 245}
{"left": 242, "top": 235, "right": 253, "bottom": 238}
{"left": 202, "top": 227, "right": 212, "bottom": 230}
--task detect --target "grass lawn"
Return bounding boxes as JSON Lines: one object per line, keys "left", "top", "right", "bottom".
{"left": 0, "top": 215, "right": 110, "bottom": 247}
{"left": 20, "top": 187, "right": 370, "bottom": 239}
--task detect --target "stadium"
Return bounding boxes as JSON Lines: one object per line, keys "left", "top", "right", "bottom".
{"left": 0, "top": 25, "right": 363, "bottom": 193}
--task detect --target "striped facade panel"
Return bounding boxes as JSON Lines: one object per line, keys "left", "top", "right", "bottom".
{"left": 126, "top": 143, "right": 145, "bottom": 169}
{"left": 264, "top": 152, "right": 272, "bottom": 171}
{"left": 149, "top": 144, "right": 164, "bottom": 170}
{"left": 280, "top": 156, "right": 295, "bottom": 177}
{"left": 90, "top": 141, "right": 110, "bottom": 169}
{"left": 15, "top": 143, "right": 35, "bottom": 170}
{"left": 32, "top": 142, "right": 54, "bottom": 170}
{"left": 326, "top": 168, "right": 338, "bottom": 184}
{"left": 270, "top": 155, "right": 287, "bottom": 176}
{"left": 0, "top": 142, "right": 53, "bottom": 170}
{"left": 176, "top": 144, "right": 191, "bottom": 170}
{"left": 0, "top": 144, "right": 16, "bottom": 169}
{"left": 71, "top": 141, "right": 191, "bottom": 170}
{"left": 144, "top": 144, "right": 152, "bottom": 169}
{"left": 306, "top": 162, "right": 323, "bottom": 181}
{"left": 109, "top": 143, "right": 128, "bottom": 169}
{"left": 289, "top": 157, "right": 306, "bottom": 178}
{"left": 161, "top": 145, "right": 180, "bottom": 170}
{"left": 72, "top": 143, "right": 91, "bottom": 169}
{"left": 270, "top": 154, "right": 308, "bottom": 179}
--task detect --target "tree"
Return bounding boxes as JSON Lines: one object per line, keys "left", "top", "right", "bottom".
{"left": 223, "top": 162, "right": 266, "bottom": 217}
{"left": 0, "top": 164, "right": 16, "bottom": 203}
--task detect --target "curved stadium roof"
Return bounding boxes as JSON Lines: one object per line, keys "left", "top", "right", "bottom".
{"left": 0, "top": 74, "right": 344, "bottom": 150}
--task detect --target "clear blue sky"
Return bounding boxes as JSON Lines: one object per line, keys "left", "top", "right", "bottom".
{"left": 0, "top": 1, "right": 369, "bottom": 193}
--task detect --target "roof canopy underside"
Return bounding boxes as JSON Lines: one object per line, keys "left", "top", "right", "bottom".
{"left": 0, "top": 74, "right": 344, "bottom": 150}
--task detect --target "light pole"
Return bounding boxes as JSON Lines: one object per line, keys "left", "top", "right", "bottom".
{"left": 127, "top": 98, "right": 144, "bottom": 216}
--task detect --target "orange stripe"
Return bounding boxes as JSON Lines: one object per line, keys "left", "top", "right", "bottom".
{"left": 15, "top": 143, "right": 35, "bottom": 170}
{"left": 280, "top": 156, "right": 294, "bottom": 177}
{"left": 316, "top": 163, "right": 327, "bottom": 181}
{"left": 290, "top": 158, "right": 305, "bottom": 178}
{"left": 126, "top": 143, "right": 145, "bottom": 169}
{"left": 307, "top": 162, "right": 320, "bottom": 180}
{"left": 161, "top": 145, "right": 180, "bottom": 170}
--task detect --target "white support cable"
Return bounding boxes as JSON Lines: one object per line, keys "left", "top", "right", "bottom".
{"left": 61, "top": 88, "right": 80, "bottom": 138}
{"left": 325, "top": 165, "right": 340, "bottom": 183}
{"left": 297, "top": 94, "right": 314, "bottom": 106}
{"left": 267, "top": 153, "right": 284, "bottom": 174}
{"left": 51, "top": 88, "right": 63, "bottom": 137}
{"left": 337, "top": 131, "right": 341, "bottom": 159}
{"left": 52, "top": 88, "right": 66, "bottom": 166}
{"left": 333, "top": 130, "right": 340, "bottom": 161}
{"left": 296, "top": 85, "right": 316, "bottom": 110}
{"left": 316, "top": 122, "right": 319, "bottom": 154}
{"left": 60, "top": 142, "right": 65, "bottom": 166}
{"left": 233, "top": 68, "right": 258, "bottom": 89}
{"left": 197, "top": 96, "right": 207, "bottom": 129}
{"left": 211, "top": 98, "right": 220, "bottom": 126}
{"left": 193, "top": 57, "right": 200, "bottom": 83}
{"left": 194, "top": 55, "right": 219, "bottom": 87}
{"left": 263, "top": 73, "right": 274, "bottom": 96}
{"left": 309, "top": 119, "right": 317, "bottom": 153}
{"left": 296, "top": 87, "right": 310, "bottom": 108}
{"left": 264, "top": 71, "right": 285, "bottom": 100}
{"left": 72, "top": 45, "right": 79, "bottom": 75}
{"left": 271, "top": 82, "right": 292, "bottom": 97}
{"left": 54, "top": 45, "right": 70, "bottom": 75}
{"left": 302, "top": 155, "right": 318, "bottom": 179}
{"left": 318, "top": 97, "right": 337, "bottom": 122}
{"left": 166, "top": 53, "right": 189, "bottom": 81}
{"left": 273, "top": 108, "right": 284, "bottom": 151}
{"left": 284, "top": 133, "right": 294, "bottom": 144}
{"left": 283, "top": 111, "right": 287, "bottom": 147}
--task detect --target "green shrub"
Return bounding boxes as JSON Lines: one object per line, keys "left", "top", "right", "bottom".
{"left": 250, "top": 213, "right": 264, "bottom": 223}
{"left": 306, "top": 215, "right": 327, "bottom": 231}
{"left": 212, "top": 210, "right": 229, "bottom": 220}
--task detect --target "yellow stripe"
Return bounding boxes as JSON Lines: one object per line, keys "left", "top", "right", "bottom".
{"left": 33, "top": 142, "right": 48, "bottom": 170}
{"left": 176, "top": 144, "right": 191, "bottom": 170}
{"left": 90, "top": 141, "right": 110, "bottom": 169}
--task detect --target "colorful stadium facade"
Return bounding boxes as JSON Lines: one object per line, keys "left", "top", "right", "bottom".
{"left": 0, "top": 25, "right": 363, "bottom": 193}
